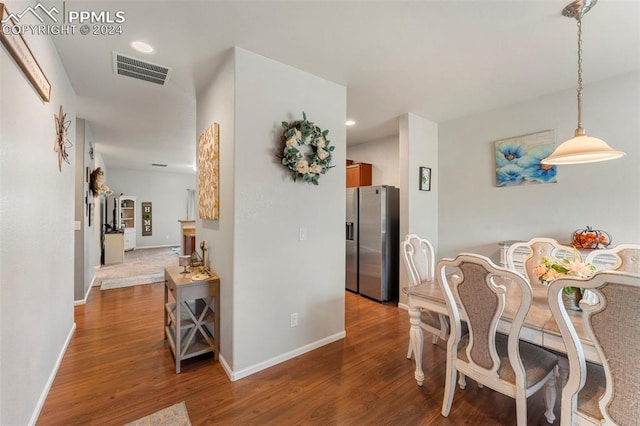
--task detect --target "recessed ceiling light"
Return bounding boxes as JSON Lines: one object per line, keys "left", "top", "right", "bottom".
{"left": 346, "top": 120, "right": 356, "bottom": 126}
{"left": 131, "top": 41, "right": 154, "bottom": 54}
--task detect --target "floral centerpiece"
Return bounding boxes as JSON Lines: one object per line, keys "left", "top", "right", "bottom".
{"left": 534, "top": 256, "right": 596, "bottom": 310}
{"left": 279, "top": 112, "right": 334, "bottom": 185}
{"left": 534, "top": 257, "right": 596, "bottom": 285}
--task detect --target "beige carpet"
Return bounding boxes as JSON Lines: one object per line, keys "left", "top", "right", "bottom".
{"left": 95, "top": 247, "right": 179, "bottom": 287}
{"left": 124, "top": 401, "right": 191, "bottom": 426}
{"left": 100, "top": 273, "right": 165, "bottom": 290}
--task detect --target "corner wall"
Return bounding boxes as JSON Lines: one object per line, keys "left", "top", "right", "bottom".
{"left": 74, "top": 119, "right": 99, "bottom": 302}
{"left": 197, "top": 47, "right": 347, "bottom": 377}
{"left": 439, "top": 71, "right": 640, "bottom": 260}
{"left": 196, "top": 48, "right": 236, "bottom": 371}
{"left": 0, "top": 24, "right": 76, "bottom": 424}
{"left": 398, "top": 113, "right": 438, "bottom": 306}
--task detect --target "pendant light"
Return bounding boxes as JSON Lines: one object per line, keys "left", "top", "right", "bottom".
{"left": 541, "top": 0, "right": 625, "bottom": 165}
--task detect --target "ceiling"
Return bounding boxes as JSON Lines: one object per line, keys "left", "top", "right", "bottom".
{"left": 50, "top": 1, "right": 640, "bottom": 174}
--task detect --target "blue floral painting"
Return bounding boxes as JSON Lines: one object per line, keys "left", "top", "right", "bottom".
{"left": 494, "top": 130, "right": 557, "bottom": 187}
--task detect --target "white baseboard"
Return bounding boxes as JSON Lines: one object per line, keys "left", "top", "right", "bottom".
{"left": 29, "top": 322, "right": 76, "bottom": 425}
{"left": 398, "top": 302, "right": 408, "bottom": 311}
{"left": 224, "top": 331, "right": 346, "bottom": 382}
{"left": 218, "top": 353, "right": 233, "bottom": 381}
{"left": 74, "top": 277, "right": 95, "bottom": 305}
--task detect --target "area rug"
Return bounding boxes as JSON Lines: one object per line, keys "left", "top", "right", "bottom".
{"left": 95, "top": 247, "right": 178, "bottom": 287}
{"left": 100, "top": 273, "right": 165, "bottom": 290}
{"left": 124, "top": 401, "right": 191, "bottom": 426}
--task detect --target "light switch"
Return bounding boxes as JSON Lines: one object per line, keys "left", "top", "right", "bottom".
{"left": 74, "top": 221, "right": 81, "bottom": 230}
{"left": 299, "top": 227, "right": 307, "bottom": 241}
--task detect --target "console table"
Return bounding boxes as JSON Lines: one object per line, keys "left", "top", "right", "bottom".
{"left": 164, "top": 265, "right": 220, "bottom": 373}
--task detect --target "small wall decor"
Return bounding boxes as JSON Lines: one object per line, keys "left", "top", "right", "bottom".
{"left": 89, "top": 167, "right": 111, "bottom": 196}
{"left": 494, "top": 130, "right": 557, "bottom": 187}
{"left": 0, "top": 4, "right": 51, "bottom": 102}
{"left": 141, "top": 202, "right": 152, "bottom": 236}
{"left": 54, "top": 105, "right": 72, "bottom": 172}
{"left": 419, "top": 167, "right": 431, "bottom": 191}
{"left": 279, "top": 112, "right": 334, "bottom": 185}
{"left": 198, "top": 123, "right": 220, "bottom": 220}
{"left": 90, "top": 167, "right": 104, "bottom": 195}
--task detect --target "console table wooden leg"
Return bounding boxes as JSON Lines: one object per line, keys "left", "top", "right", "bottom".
{"left": 175, "top": 290, "right": 182, "bottom": 374}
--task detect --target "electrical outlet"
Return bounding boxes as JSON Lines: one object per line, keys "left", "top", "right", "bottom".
{"left": 299, "top": 227, "right": 307, "bottom": 241}
{"left": 290, "top": 312, "right": 298, "bottom": 327}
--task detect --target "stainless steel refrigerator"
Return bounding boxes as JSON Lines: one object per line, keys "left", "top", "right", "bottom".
{"left": 345, "top": 185, "right": 399, "bottom": 302}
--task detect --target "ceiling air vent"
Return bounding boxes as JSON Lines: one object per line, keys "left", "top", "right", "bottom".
{"left": 112, "top": 52, "right": 170, "bottom": 85}
{"left": 151, "top": 163, "right": 168, "bottom": 167}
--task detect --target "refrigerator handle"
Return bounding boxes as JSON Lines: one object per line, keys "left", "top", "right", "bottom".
{"left": 346, "top": 222, "right": 354, "bottom": 240}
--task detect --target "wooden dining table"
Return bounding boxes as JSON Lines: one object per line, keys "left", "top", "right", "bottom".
{"left": 404, "top": 275, "right": 599, "bottom": 387}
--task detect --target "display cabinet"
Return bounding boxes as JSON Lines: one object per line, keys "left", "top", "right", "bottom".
{"left": 117, "top": 195, "right": 136, "bottom": 250}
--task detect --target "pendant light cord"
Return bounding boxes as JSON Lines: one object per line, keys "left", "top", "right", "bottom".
{"left": 575, "top": 16, "right": 584, "bottom": 135}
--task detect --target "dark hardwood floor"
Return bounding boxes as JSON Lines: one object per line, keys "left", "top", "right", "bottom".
{"left": 37, "top": 284, "right": 559, "bottom": 425}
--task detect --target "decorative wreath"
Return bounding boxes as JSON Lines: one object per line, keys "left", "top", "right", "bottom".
{"left": 279, "top": 112, "right": 334, "bottom": 185}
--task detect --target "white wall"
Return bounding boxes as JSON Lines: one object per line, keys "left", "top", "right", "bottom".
{"left": 106, "top": 169, "right": 196, "bottom": 248}
{"left": 347, "top": 136, "right": 399, "bottom": 187}
{"left": 0, "top": 20, "right": 76, "bottom": 424}
{"left": 196, "top": 48, "right": 236, "bottom": 372}
{"left": 197, "top": 47, "right": 347, "bottom": 377}
{"left": 398, "top": 113, "right": 439, "bottom": 305}
{"left": 439, "top": 71, "right": 640, "bottom": 261}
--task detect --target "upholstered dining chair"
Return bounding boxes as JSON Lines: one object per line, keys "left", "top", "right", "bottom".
{"left": 547, "top": 271, "right": 640, "bottom": 426}
{"left": 401, "top": 234, "right": 448, "bottom": 359}
{"left": 438, "top": 253, "right": 557, "bottom": 425}
{"left": 507, "top": 237, "right": 581, "bottom": 284}
{"left": 585, "top": 243, "right": 640, "bottom": 275}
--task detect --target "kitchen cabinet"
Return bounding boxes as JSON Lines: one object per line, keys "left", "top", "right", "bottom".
{"left": 346, "top": 163, "right": 372, "bottom": 188}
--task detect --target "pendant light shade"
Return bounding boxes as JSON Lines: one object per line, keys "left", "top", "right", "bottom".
{"left": 541, "top": 0, "right": 626, "bottom": 166}
{"left": 541, "top": 134, "right": 626, "bottom": 165}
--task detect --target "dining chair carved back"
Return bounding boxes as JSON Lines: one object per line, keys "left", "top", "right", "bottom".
{"left": 547, "top": 271, "right": 640, "bottom": 426}
{"left": 401, "top": 234, "right": 448, "bottom": 359}
{"left": 438, "top": 253, "right": 557, "bottom": 425}
{"left": 507, "top": 237, "right": 581, "bottom": 284}
{"left": 585, "top": 243, "right": 640, "bottom": 275}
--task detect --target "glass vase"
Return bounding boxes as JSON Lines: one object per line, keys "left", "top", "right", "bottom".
{"left": 562, "top": 289, "right": 582, "bottom": 311}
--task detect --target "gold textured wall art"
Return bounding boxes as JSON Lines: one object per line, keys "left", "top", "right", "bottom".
{"left": 198, "top": 123, "right": 220, "bottom": 220}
